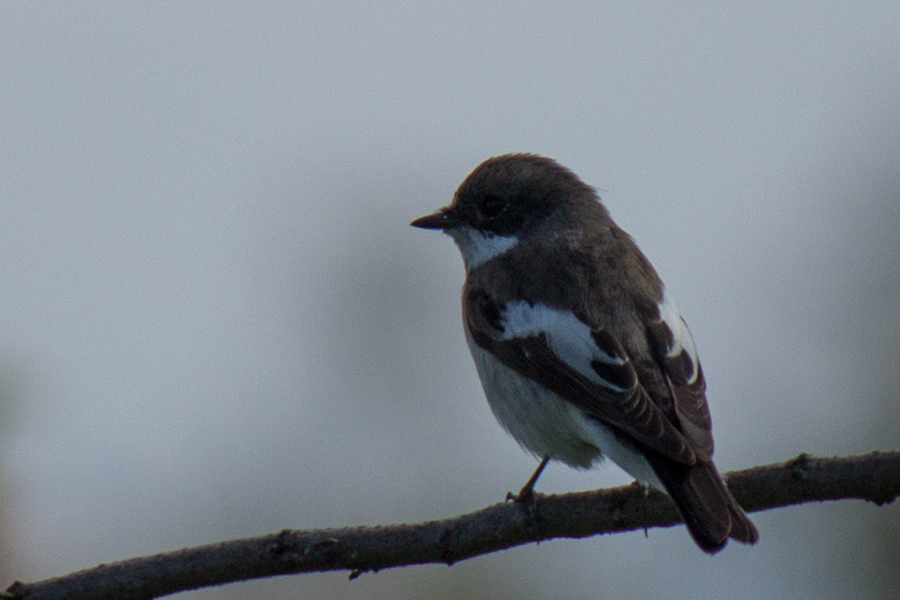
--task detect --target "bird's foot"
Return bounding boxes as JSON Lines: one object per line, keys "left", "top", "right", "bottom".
{"left": 505, "top": 457, "right": 551, "bottom": 538}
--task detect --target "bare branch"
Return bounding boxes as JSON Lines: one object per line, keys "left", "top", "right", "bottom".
{"left": 4, "top": 451, "right": 899, "bottom": 600}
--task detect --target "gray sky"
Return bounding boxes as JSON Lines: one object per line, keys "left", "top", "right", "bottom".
{"left": 1, "top": 3, "right": 899, "bottom": 599}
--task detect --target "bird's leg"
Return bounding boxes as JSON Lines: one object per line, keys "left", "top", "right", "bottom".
{"left": 506, "top": 456, "right": 550, "bottom": 538}
{"left": 630, "top": 480, "right": 652, "bottom": 537}
{"left": 509, "top": 456, "right": 550, "bottom": 504}
{"left": 640, "top": 482, "right": 651, "bottom": 538}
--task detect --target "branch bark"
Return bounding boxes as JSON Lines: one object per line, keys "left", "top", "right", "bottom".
{"left": 4, "top": 451, "right": 899, "bottom": 600}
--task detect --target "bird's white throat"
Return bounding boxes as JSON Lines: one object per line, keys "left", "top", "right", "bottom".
{"left": 447, "top": 226, "right": 519, "bottom": 270}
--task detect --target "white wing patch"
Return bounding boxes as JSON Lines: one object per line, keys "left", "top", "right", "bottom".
{"left": 447, "top": 225, "right": 519, "bottom": 271}
{"left": 498, "top": 300, "right": 629, "bottom": 392}
{"left": 657, "top": 291, "right": 700, "bottom": 383}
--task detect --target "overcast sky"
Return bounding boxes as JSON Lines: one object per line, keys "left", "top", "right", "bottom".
{"left": 1, "top": 3, "right": 899, "bottom": 599}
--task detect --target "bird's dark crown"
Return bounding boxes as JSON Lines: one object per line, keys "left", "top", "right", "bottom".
{"left": 448, "top": 153, "right": 598, "bottom": 236}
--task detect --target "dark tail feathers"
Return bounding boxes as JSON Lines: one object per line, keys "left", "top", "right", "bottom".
{"left": 649, "top": 456, "right": 758, "bottom": 553}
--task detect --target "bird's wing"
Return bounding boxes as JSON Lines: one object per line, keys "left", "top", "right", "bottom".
{"left": 464, "top": 288, "right": 701, "bottom": 465}
{"left": 644, "top": 294, "right": 714, "bottom": 459}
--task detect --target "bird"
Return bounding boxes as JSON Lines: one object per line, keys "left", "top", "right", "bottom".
{"left": 410, "top": 153, "right": 758, "bottom": 553}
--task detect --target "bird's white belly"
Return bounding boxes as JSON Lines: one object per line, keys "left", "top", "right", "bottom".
{"left": 466, "top": 330, "right": 662, "bottom": 488}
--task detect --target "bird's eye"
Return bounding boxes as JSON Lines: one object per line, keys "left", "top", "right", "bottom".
{"left": 480, "top": 194, "right": 506, "bottom": 219}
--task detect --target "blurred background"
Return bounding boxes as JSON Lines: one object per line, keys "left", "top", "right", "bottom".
{"left": 1, "top": 3, "right": 898, "bottom": 599}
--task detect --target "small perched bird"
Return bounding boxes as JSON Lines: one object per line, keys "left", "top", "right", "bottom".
{"left": 411, "top": 154, "right": 758, "bottom": 553}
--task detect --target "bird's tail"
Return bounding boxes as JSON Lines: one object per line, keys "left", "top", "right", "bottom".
{"left": 648, "top": 456, "right": 758, "bottom": 553}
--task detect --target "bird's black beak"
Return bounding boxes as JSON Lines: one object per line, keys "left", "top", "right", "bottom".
{"left": 410, "top": 208, "right": 459, "bottom": 230}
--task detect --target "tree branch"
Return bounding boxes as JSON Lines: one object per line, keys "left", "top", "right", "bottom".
{"left": 4, "top": 451, "right": 899, "bottom": 600}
